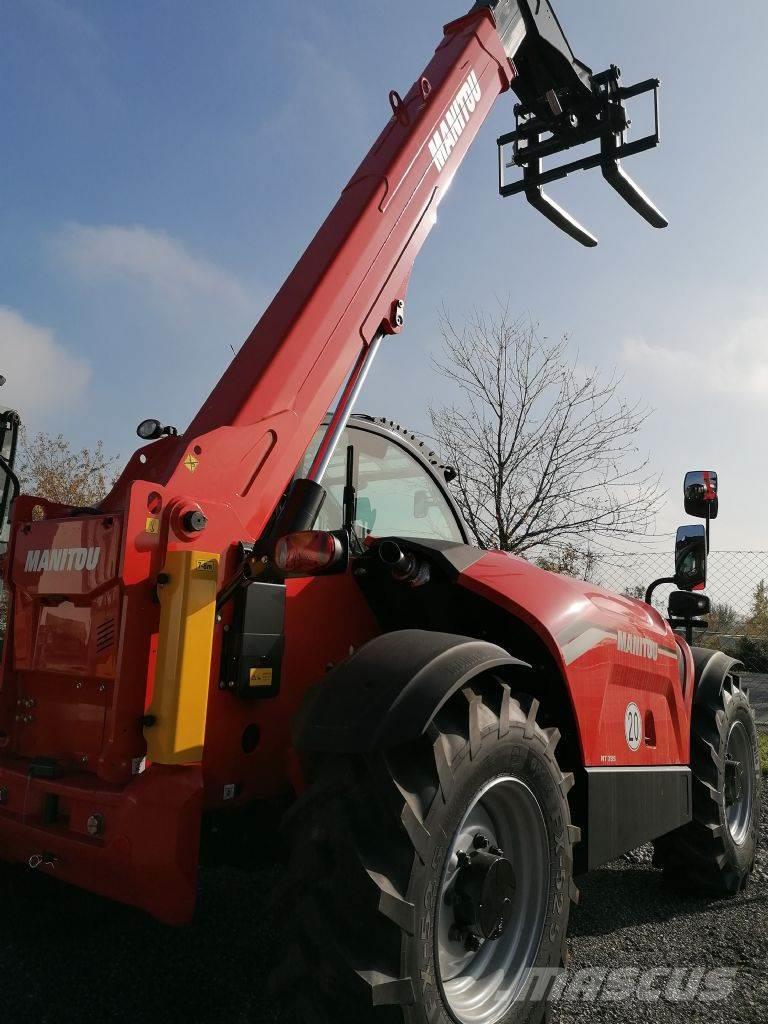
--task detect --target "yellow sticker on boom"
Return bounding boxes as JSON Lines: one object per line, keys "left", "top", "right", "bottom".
{"left": 184, "top": 453, "right": 199, "bottom": 473}
{"left": 145, "top": 516, "right": 160, "bottom": 535}
{"left": 249, "top": 668, "right": 273, "bottom": 688}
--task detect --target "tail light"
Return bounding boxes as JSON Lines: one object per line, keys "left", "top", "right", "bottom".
{"left": 274, "top": 531, "right": 344, "bottom": 575}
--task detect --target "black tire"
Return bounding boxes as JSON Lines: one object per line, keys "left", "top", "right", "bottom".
{"left": 654, "top": 673, "right": 761, "bottom": 895}
{"left": 273, "top": 678, "right": 580, "bottom": 1024}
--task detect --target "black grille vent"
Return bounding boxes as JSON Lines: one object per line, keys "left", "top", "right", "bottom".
{"left": 95, "top": 618, "right": 116, "bottom": 653}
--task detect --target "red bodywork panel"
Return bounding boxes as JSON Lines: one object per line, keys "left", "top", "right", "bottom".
{"left": 0, "top": 8, "right": 516, "bottom": 922}
{"left": 0, "top": 758, "right": 202, "bottom": 925}
{"left": 202, "top": 573, "right": 381, "bottom": 805}
{"left": 0, "top": 5, "right": 681, "bottom": 925}
{"left": 459, "top": 552, "right": 692, "bottom": 767}
{"left": 9, "top": 514, "right": 122, "bottom": 766}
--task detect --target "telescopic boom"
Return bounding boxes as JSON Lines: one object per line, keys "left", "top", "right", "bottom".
{"left": 107, "top": 0, "right": 665, "bottom": 556}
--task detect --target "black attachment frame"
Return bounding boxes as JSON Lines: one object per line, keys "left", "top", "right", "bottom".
{"left": 498, "top": 65, "right": 667, "bottom": 246}
{"left": 0, "top": 408, "right": 21, "bottom": 541}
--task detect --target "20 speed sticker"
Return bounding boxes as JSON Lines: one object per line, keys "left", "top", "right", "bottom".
{"left": 625, "top": 702, "right": 642, "bottom": 751}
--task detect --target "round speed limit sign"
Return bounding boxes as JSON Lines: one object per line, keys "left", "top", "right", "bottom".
{"left": 625, "top": 702, "right": 642, "bottom": 752}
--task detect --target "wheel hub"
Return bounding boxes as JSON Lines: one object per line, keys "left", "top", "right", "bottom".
{"left": 436, "top": 775, "right": 551, "bottom": 1024}
{"left": 724, "top": 719, "right": 755, "bottom": 845}
{"left": 725, "top": 756, "right": 744, "bottom": 805}
{"left": 449, "top": 834, "right": 517, "bottom": 949}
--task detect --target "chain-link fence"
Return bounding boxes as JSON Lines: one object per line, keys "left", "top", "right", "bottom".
{"left": 594, "top": 550, "right": 768, "bottom": 674}
{"left": 2, "top": 550, "right": 768, "bottom": 671}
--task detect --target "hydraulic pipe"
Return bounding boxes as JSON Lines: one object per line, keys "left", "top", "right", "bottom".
{"left": 307, "top": 332, "right": 384, "bottom": 484}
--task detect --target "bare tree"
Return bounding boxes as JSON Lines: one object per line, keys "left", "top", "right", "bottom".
{"left": 17, "top": 427, "right": 119, "bottom": 506}
{"left": 429, "top": 305, "right": 663, "bottom": 555}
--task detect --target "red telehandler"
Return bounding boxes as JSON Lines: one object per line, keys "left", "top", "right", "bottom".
{"left": 0, "top": 3, "right": 760, "bottom": 1023}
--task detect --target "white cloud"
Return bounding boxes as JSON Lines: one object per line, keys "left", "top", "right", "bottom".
{"left": 0, "top": 307, "right": 91, "bottom": 422}
{"left": 622, "top": 316, "right": 768, "bottom": 397}
{"left": 52, "top": 223, "right": 253, "bottom": 316}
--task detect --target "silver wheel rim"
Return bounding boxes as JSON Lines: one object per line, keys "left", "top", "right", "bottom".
{"left": 436, "top": 775, "right": 550, "bottom": 1024}
{"left": 725, "top": 720, "right": 754, "bottom": 845}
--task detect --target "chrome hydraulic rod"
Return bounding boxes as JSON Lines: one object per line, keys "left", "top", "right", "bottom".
{"left": 306, "top": 331, "right": 384, "bottom": 484}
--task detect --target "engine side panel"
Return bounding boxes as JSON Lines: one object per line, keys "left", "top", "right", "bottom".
{"left": 6, "top": 514, "right": 123, "bottom": 767}
{"left": 458, "top": 550, "right": 692, "bottom": 767}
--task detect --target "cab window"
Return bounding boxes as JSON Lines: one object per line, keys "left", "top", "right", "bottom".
{"left": 297, "top": 425, "right": 464, "bottom": 543}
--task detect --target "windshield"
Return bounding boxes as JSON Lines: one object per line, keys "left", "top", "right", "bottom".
{"left": 297, "top": 423, "right": 464, "bottom": 544}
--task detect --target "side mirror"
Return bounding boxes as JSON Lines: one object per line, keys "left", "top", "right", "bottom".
{"left": 413, "top": 489, "right": 432, "bottom": 520}
{"left": 684, "top": 471, "right": 718, "bottom": 520}
{"left": 668, "top": 591, "right": 710, "bottom": 620}
{"left": 355, "top": 497, "right": 376, "bottom": 535}
{"left": 674, "top": 524, "right": 707, "bottom": 591}
{"left": 668, "top": 589, "right": 710, "bottom": 644}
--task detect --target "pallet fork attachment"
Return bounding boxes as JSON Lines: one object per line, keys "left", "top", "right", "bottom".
{"left": 491, "top": 0, "right": 668, "bottom": 245}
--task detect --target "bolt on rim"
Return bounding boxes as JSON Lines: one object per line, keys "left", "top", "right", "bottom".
{"left": 724, "top": 720, "right": 754, "bottom": 846}
{"left": 436, "top": 775, "right": 551, "bottom": 1024}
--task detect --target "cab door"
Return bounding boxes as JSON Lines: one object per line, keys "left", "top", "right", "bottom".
{"left": 279, "top": 419, "right": 468, "bottom": 748}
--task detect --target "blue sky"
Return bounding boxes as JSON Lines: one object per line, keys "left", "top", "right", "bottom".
{"left": 3, "top": 0, "right": 767, "bottom": 550}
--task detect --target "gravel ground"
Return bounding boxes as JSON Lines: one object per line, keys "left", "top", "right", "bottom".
{"left": 2, "top": 783, "right": 768, "bottom": 1024}
{"left": 554, "top": 808, "right": 768, "bottom": 1024}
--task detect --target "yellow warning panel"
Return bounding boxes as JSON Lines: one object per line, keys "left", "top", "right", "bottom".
{"left": 184, "top": 453, "right": 199, "bottom": 473}
{"left": 249, "top": 667, "right": 273, "bottom": 688}
{"left": 145, "top": 516, "right": 160, "bottom": 535}
{"left": 144, "top": 550, "right": 219, "bottom": 764}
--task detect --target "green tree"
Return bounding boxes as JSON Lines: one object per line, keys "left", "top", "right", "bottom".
{"left": 700, "top": 602, "right": 741, "bottom": 655}
{"left": 738, "top": 581, "right": 768, "bottom": 671}
{"left": 744, "top": 580, "right": 768, "bottom": 636}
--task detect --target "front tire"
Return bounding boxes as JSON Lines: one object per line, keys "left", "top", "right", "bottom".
{"left": 274, "top": 678, "right": 580, "bottom": 1024}
{"left": 654, "top": 673, "right": 761, "bottom": 895}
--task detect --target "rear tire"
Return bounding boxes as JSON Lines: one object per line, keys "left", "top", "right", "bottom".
{"left": 654, "top": 673, "right": 761, "bottom": 895}
{"left": 273, "top": 678, "right": 580, "bottom": 1024}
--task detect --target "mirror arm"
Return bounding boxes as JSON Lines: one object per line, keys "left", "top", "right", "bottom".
{"left": 645, "top": 576, "right": 676, "bottom": 607}
{"left": 0, "top": 453, "right": 20, "bottom": 507}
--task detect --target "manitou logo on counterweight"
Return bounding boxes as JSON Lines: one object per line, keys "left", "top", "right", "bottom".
{"left": 24, "top": 547, "right": 101, "bottom": 573}
{"left": 428, "top": 69, "right": 482, "bottom": 171}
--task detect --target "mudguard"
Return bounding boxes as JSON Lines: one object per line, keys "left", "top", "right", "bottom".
{"left": 294, "top": 629, "right": 528, "bottom": 753}
{"left": 458, "top": 549, "right": 690, "bottom": 766}
{"left": 691, "top": 647, "right": 744, "bottom": 710}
